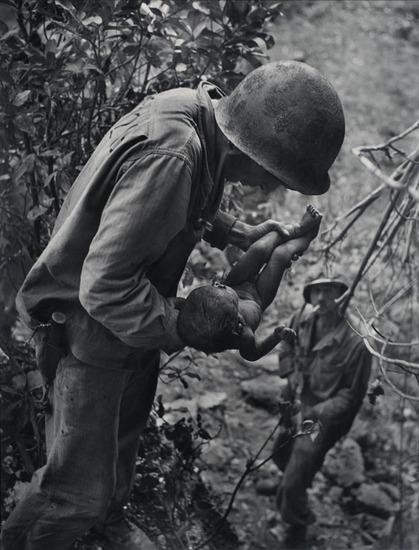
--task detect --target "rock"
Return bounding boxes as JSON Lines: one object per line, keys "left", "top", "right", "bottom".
{"left": 290, "top": 50, "right": 307, "bottom": 62}
{"left": 198, "top": 391, "right": 227, "bottom": 410}
{"left": 164, "top": 391, "right": 227, "bottom": 422}
{"left": 378, "top": 482, "right": 400, "bottom": 502}
{"left": 239, "top": 351, "right": 280, "bottom": 373}
{"left": 200, "top": 439, "right": 234, "bottom": 469}
{"left": 328, "top": 486, "right": 343, "bottom": 502}
{"left": 361, "top": 514, "right": 389, "bottom": 539}
{"left": 352, "top": 483, "right": 396, "bottom": 518}
{"left": 322, "top": 438, "right": 365, "bottom": 488}
{"left": 240, "top": 374, "right": 287, "bottom": 413}
{"left": 255, "top": 477, "right": 279, "bottom": 496}
{"left": 393, "top": 21, "right": 413, "bottom": 40}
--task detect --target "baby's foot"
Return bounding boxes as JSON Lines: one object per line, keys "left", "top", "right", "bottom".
{"left": 284, "top": 205, "right": 322, "bottom": 243}
{"left": 298, "top": 204, "right": 322, "bottom": 239}
{"left": 288, "top": 205, "right": 322, "bottom": 261}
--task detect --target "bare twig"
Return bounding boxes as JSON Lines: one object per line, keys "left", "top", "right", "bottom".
{"left": 192, "top": 422, "right": 318, "bottom": 550}
{"left": 355, "top": 120, "right": 419, "bottom": 153}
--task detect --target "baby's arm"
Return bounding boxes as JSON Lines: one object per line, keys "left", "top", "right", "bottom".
{"left": 238, "top": 325, "right": 295, "bottom": 362}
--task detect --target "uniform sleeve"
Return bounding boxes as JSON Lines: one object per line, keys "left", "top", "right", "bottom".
{"left": 203, "top": 210, "right": 237, "bottom": 250}
{"left": 311, "top": 343, "right": 372, "bottom": 426}
{"left": 79, "top": 151, "right": 192, "bottom": 352}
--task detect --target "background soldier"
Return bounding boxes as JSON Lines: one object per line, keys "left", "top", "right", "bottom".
{"left": 269, "top": 274, "right": 372, "bottom": 548}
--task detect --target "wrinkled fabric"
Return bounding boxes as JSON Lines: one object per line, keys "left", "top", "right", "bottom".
{"left": 16, "top": 84, "right": 225, "bottom": 366}
{"left": 279, "top": 304, "right": 371, "bottom": 433}
{"left": 1, "top": 352, "right": 159, "bottom": 550}
{"left": 3, "top": 84, "right": 230, "bottom": 550}
{"left": 276, "top": 304, "right": 371, "bottom": 526}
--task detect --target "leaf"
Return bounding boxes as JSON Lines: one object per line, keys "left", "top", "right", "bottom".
{"left": 55, "top": 0, "right": 77, "bottom": 16}
{"left": 65, "top": 61, "right": 84, "bottom": 74}
{"left": 0, "top": 68, "right": 13, "bottom": 85}
{"left": 12, "top": 374, "right": 26, "bottom": 391}
{"left": 175, "top": 63, "right": 188, "bottom": 72}
{"left": 81, "top": 15, "right": 103, "bottom": 26}
{"left": 83, "top": 64, "right": 104, "bottom": 75}
{"left": 123, "top": 44, "right": 140, "bottom": 56}
{"left": 140, "top": 3, "right": 155, "bottom": 19}
{"left": 192, "top": 1, "right": 211, "bottom": 16}
{"left": 242, "top": 51, "right": 264, "bottom": 68}
{"left": 198, "top": 427, "right": 211, "bottom": 440}
{"left": 15, "top": 113, "right": 38, "bottom": 136}
{"left": 14, "top": 91, "right": 31, "bottom": 107}
{"left": 0, "top": 28, "right": 19, "bottom": 42}
{"left": 27, "top": 203, "right": 50, "bottom": 222}
{"left": 193, "top": 19, "right": 208, "bottom": 39}
{"left": 251, "top": 37, "right": 267, "bottom": 51}
{"left": 184, "top": 371, "right": 201, "bottom": 381}
{"left": 13, "top": 154, "right": 35, "bottom": 183}
{"left": 45, "top": 39, "right": 57, "bottom": 55}
{"left": 0, "top": 346, "right": 10, "bottom": 364}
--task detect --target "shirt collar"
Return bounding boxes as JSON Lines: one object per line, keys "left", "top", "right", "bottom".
{"left": 195, "top": 82, "right": 227, "bottom": 220}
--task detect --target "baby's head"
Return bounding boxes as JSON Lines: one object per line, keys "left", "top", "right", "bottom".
{"left": 177, "top": 284, "right": 240, "bottom": 353}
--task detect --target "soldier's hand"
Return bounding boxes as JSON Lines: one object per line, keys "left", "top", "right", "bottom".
{"left": 238, "top": 219, "right": 292, "bottom": 250}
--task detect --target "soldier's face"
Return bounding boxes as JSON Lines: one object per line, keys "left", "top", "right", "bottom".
{"left": 224, "top": 150, "right": 285, "bottom": 193}
{"left": 310, "top": 284, "right": 343, "bottom": 316}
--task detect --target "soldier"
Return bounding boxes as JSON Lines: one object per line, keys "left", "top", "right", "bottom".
{"left": 266, "top": 274, "right": 372, "bottom": 548}
{"left": 1, "top": 62, "right": 345, "bottom": 550}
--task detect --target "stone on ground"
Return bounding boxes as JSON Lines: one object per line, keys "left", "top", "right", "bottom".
{"left": 322, "top": 438, "right": 365, "bottom": 488}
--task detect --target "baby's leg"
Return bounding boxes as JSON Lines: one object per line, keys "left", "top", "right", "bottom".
{"left": 225, "top": 231, "right": 282, "bottom": 287}
{"left": 256, "top": 207, "right": 322, "bottom": 309}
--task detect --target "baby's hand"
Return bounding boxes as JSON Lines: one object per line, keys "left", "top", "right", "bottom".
{"left": 274, "top": 325, "right": 296, "bottom": 344}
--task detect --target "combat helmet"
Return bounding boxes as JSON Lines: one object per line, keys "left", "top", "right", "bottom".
{"left": 303, "top": 273, "right": 349, "bottom": 303}
{"left": 214, "top": 61, "right": 345, "bottom": 195}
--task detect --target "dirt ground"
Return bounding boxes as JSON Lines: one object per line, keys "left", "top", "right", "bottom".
{"left": 157, "top": 2, "right": 419, "bottom": 550}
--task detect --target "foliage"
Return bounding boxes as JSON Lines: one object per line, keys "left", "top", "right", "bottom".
{"left": 127, "top": 410, "right": 239, "bottom": 550}
{"left": 320, "top": 124, "right": 419, "bottom": 402}
{"left": 0, "top": 340, "right": 45, "bottom": 518}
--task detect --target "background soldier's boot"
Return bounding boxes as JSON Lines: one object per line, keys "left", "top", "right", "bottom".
{"left": 100, "top": 516, "right": 157, "bottom": 550}
{"left": 282, "top": 525, "right": 308, "bottom": 549}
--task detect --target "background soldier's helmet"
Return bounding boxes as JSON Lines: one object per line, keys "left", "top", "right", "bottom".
{"left": 303, "top": 274, "right": 349, "bottom": 303}
{"left": 214, "top": 61, "right": 345, "bottom": 195}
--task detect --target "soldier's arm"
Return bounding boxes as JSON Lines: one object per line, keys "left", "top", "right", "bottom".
{"left": 79, "top": 152, "right": 192, "bottom": 353}
{"left": 204, "top": 210, "right": 291, "bottom": 251}
{"left": 311, "top": 344, "right": 372, "bottom": 424}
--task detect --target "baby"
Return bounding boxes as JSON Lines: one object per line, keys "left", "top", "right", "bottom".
{"left": 176, "top": 205, "right": 322, "bottom": 360}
